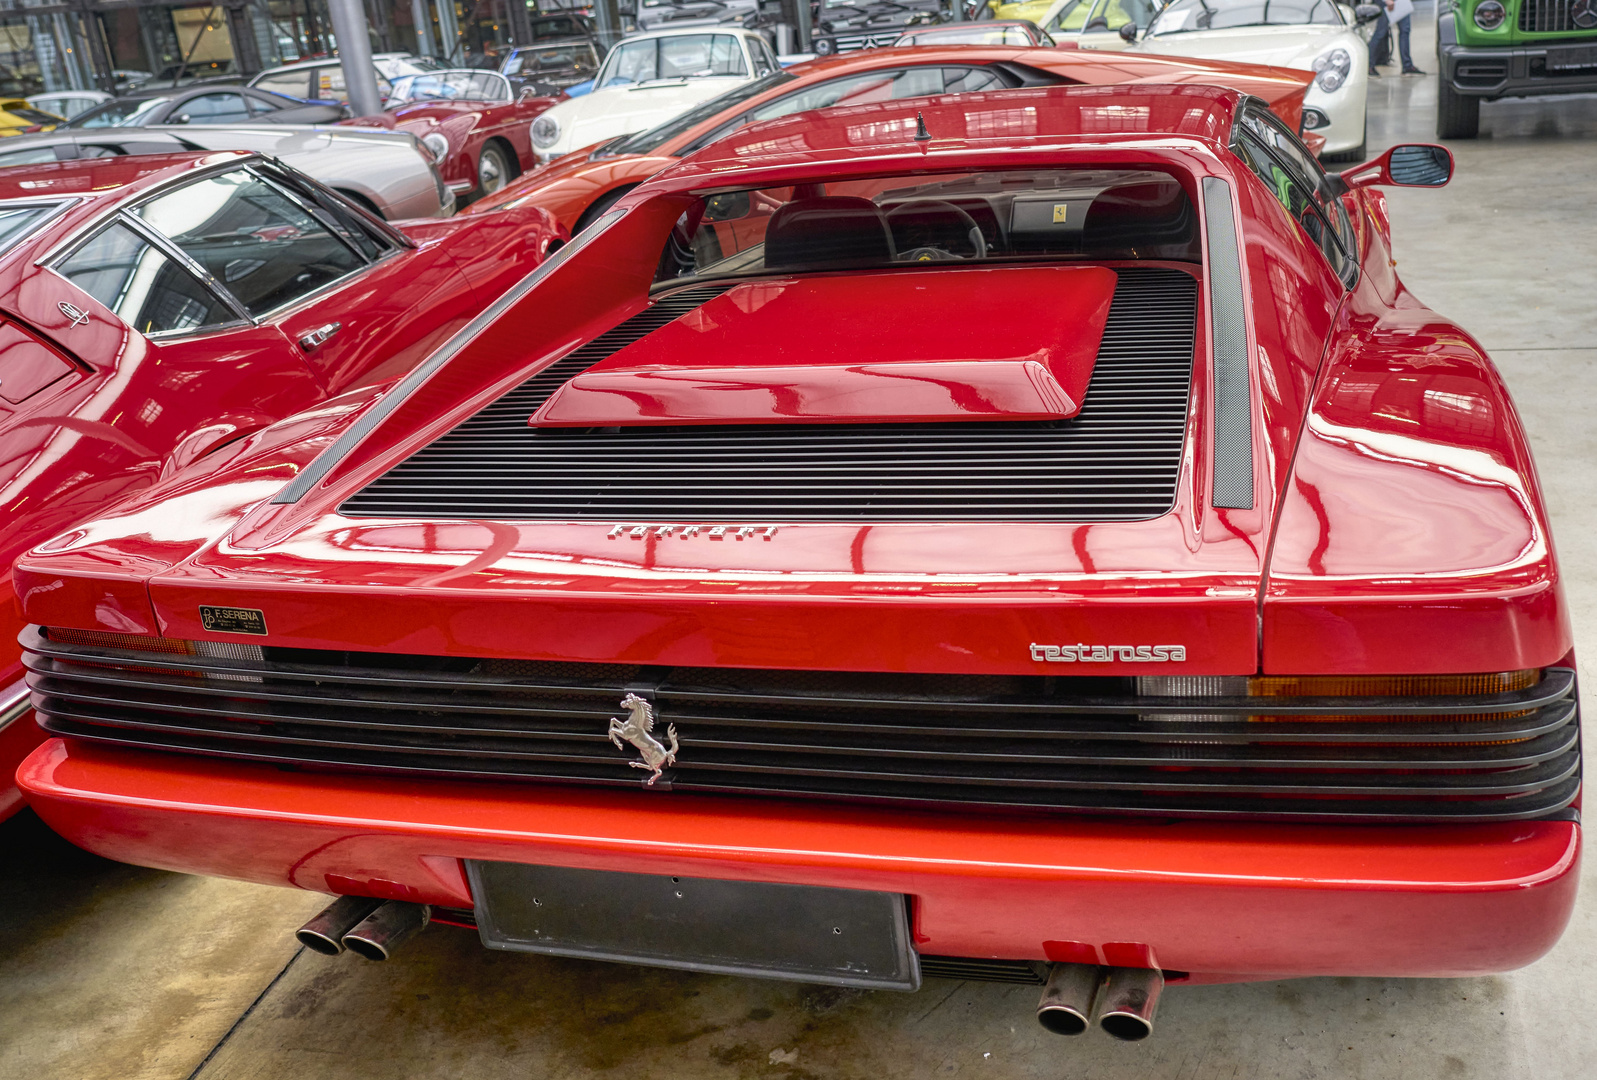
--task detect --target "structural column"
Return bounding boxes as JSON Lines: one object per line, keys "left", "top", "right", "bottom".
{"left": 592, "top": 0, "right": 622, "bottom": 51}
{"left": 70, "top": 1, "right": 115, "bottom": 92}
{"left": 411, "top": 0, "right": 436, "bottom": 57}
{"left": 325, "top": 0, "right": 385, "bottom": 117}
{"left": 434, "top": 0, "right": 462, "bottom": 64}
{"left": 224, "top": 0, "right": 264, "bottom": 76}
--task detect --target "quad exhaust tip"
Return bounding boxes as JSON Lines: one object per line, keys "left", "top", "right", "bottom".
{"left": 1036, "top": 963, "right": 1164, "bottom": 1041}
{"left": 296, "top": 897, "right": 431, "bottom": 961}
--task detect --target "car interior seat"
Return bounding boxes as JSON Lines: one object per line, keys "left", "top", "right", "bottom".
{"left": 763, "top": 195, "right": 897, "bottom": 271}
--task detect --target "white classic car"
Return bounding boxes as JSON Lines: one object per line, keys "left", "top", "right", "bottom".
{"left": 1125, "top": 0, "right": 1370, "bottom": 160}
{"left": 529, "top": 27, "right": 781, "bottom": 163}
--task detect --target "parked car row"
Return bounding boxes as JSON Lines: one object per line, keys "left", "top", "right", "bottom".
{"left": 0, "top": 12, "right": 1584, "bottom": 1041}
{"left": 4, "top": 73, "right": 1582, "bottom": 1038}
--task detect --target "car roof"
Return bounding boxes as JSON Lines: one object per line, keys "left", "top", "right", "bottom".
{"left": 0, "top": 150, "right": 253, "bottom": 202}
{"left": 664, "top": 83, "right": 1243, "bottom": 180}
{"left": 620, "top": 25, "right": 764, "bottom": 39}
{"left": 114, "top": 84, "right": 256, "bottom": 100}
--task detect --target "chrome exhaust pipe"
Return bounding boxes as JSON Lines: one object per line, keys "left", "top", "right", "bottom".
{"left": 341, "top": 901, "right": 431, "bottom": 961}
{"left": 1094, "top": 966, "right": 1163, "bottom": 1041}
{"left": 1036, "top": 962, "right": 1101, "bottom": 1036}
{"left": 296, "top": 896, "right": 384, "bottom": 956}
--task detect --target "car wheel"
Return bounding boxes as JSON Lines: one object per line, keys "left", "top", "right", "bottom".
{"left": 1436, "top": 79, "right": 1480, "bottom": 139}
{"left": 1321, "top": 116, "right": 1367, "bottom": 164}
{"left": 477, "top": 144, "right": 512, "bottom": 196}
{"left": 572, "top": 184, "right": 637, "bottom": 236}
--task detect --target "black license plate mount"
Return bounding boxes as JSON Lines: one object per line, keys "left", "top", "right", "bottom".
{"left": 466, "top": 861, "right": 921, "bottom": 991}
{"left": 1547, "top": 45, "right": 1597, "bottom": 72}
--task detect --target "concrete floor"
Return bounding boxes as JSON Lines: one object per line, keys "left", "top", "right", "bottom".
{"left": 4, "top": 11, "right": 1597, "bottom": 1077}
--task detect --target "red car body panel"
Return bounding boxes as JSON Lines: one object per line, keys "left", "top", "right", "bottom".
{"left": 12, "top": 88, "right": 1579, "bottom": 980}
{"left": 0, "top": 152, "right": 565, "bottom": 819}
{"left": 343, "top": 94, "right": 558, "bottom": 198}
{"left": 19, "top": 739, "right": 1579, "bottom": 981}
{"left": 466, "top": 45, "right": 1316, "bottom": 231}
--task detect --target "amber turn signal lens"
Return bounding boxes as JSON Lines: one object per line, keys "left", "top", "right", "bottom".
{"left": 44, "top": 627, "right": 195, "bottom": 655}
{"left": 1247, "top": 671, "right": 1538, "bottom": 698}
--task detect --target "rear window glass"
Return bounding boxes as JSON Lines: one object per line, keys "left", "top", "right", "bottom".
{"left": 0, "top": 202, "right": 62, "bottom": 255}
{"left": 67, "top": 97, "right": 169, "bottom": 128}
{"left": 655, "top": 169, "right": 1198, "bottom": 285}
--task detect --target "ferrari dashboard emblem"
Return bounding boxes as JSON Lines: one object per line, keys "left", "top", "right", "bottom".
{"left": 608, "top": 693, "right": 678, "bottom": 785}
{"left": 58, "top": 301, "right": 89, "bottom": 327}
{"left": 1052, "top": 204, "right": 1069, "bottom": 224}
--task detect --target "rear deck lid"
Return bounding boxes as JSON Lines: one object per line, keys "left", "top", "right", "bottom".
{"left": 530, "top": 267, "right": 1116, "bottom": 427}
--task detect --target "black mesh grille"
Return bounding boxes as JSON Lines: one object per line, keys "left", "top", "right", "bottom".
{"left": 1519, "top": 0, "right": 1593, "bottom": 32}
{"left": 24, "top": 628, "right": 1580, "bottom": 824}
{"left": 339, "top": 268, "right": 1198, "bottom": 523}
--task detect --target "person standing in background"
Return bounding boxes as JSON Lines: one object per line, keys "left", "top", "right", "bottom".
{"left": 1390, "top": 0, "right": 1425, "bottom": 75}
{"left": 1371, "top": 0, "right": 1426, "bottom": 77}
{"left": 1367, "top": 3, "right": 1390, "bottom": 77}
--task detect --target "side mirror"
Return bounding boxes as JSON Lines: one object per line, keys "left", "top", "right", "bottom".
{"left": 173, "top": 113, "right": 191, "bottom": 124}
{"left": 1340, "top": 143, "right": 1453, "bottom": 189}
{"left": 1118, "top": 22, "right": 1139, "bottom": 42}
{"left": 1352, "top": 2, "right": 1384, "bottom": 22}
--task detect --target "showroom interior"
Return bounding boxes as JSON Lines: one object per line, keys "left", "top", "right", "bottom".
{"left": 0, "top": 0, "right": 1594, "bottom": 1077}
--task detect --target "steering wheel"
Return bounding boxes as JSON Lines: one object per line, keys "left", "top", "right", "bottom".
{"left": 885, "top": 199, "right": 988, "bottom": 262}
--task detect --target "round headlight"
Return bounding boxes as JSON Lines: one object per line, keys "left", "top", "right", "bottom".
{"left": 814, "top": 37, "right": 835, "bottom": 55}
{"left": 1311, "top": 48, "right": 1351, "bottom": 93}
{"left": 1474, "top": 0, "right": 1506, "bottom": 28}
{"left": 531, "top": 114, "right": 561, "bottom": 149}
{"left": 421, "top": 132, "right": 449, "bottom": 162}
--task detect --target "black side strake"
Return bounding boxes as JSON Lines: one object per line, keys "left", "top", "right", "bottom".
{"left": 271, "top": 209, "right": 626, "bottom": 506}
{"left": 1201, "top": 177, "right": 1254, "bottom": 510}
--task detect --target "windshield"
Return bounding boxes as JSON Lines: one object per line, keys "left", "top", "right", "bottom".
{"left": 505, "top": 43, "right": 600, "bottom": 76}
{"left": 399, "top": 56, "right": 448, "bottom": 73}
{"left": 1148, "top": 0, "right": 1344, "bottom": 34}
{"left": 0, "top": 202, "right": 63, "bottom": 256}
{"left": 598, "top": 34, "right": 747, "bottom": 87}
{"left": 899, "top": 25, "right": 1040, "bottom": 45}
{"left": 67, "top": 97, "right": 169, "bottom": 128}
{"left": 603, "top": 71, "right": 793, "bottom": 156}
{"left": 388, "top": 71, "right": 509, "bottom": 103}
{"left": 655, "top": 169, "right": 1198, "bottom": 286}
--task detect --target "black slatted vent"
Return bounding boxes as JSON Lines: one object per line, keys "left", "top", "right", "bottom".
{"left": 341, "top": 267, "right": 1197, "bottom": 523}
{"left": 25, "top": 628, "right": 1581, "bottom": 826}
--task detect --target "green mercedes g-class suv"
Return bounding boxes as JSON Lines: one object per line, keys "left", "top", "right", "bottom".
{"left": 1438, "top": 0, "right": 1597, "bottom": 137}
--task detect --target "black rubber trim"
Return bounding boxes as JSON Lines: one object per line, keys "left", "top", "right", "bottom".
{"left": 1201, "top": 176, "right": 1254, "bottom": 510}
{"left": 271, "top": 207, "right": 626, "bottom": 506}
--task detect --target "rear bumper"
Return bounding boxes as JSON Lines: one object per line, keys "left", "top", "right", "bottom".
{"left": 20, "top": 737, "right": 1580, "bottom": 981}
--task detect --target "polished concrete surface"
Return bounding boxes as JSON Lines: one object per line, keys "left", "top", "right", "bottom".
{"left": 4, "top": 12, "right": 1597, "bottom": 1077}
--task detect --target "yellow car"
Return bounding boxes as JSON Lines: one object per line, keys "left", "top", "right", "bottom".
{"left": 990, "top": 0, "right": 1160, "bottom": 50}
{"left": 988, "top": 0, "right": 1063, "bottom": 22}
{"left": 0, "top": 99, "right": 64, "bottom": 137}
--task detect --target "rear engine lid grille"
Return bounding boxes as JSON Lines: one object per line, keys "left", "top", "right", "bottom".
{"left": 339, "top": 267, "right": 1197, "bottom": 523}
{"left": 25, "top": 628, "right": 1580, "bottom": 825}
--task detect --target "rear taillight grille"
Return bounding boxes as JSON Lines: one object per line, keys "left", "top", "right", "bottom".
{"left": 24, "top": 627, "right": 1579, "bottom": 824}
